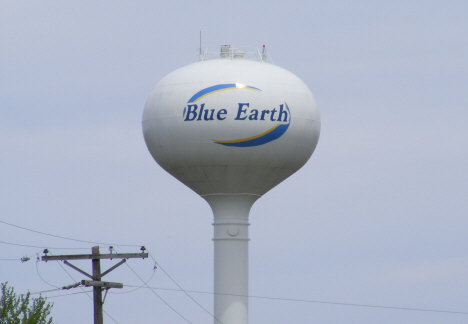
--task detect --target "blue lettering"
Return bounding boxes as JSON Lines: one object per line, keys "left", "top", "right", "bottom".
{"left": 197, "top": 103, "right": 205, "bottom": 121}
{"left": 185, "top": 104, "right": 198, "bottom": 121}
{"left": 204, "top": 109, "right": 215, "bottom": 121}
{"left": 270, "top": 108, "right": 277, "bottom": 121}
{"left": 184, "top": 103, "right": 287, "bottom": 122}
{"left": 260, "top": 109, "right": 270, "bottom": 120}
{"left": 277, "top": 104, "right": 288, "bottom": 122}
{"left": 217, "top": 109, "right": 227, "bottom": 120}
{"left": 235, "top": 103, "right": 249, "bottom": 120}
{"left": 249, "top": 109, "right": 259, "bottom": 120}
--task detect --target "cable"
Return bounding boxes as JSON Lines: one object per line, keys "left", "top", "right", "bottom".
{"left": 112, "top": 247, "right": 193, "bottom": 322}
{"left": 21, "top": 282, "right": 81, "bottom": 297}
{"left": 239, "top": 294, "right": 468, "bottom": 316}
{"left": 110, "top": 265, "right": 157, "bottom": 295}
{"left": 36, "top": 258, "right": 60, "bottom": 289}
{"left": 245, "top": 294, "right": 468, "bottom": 316}
{"left": 0, "top": 220, "right": 140, "bottom": 247}
{"left": 46, "top": 290, "right": 93, "bottom": 299}
{"left": 55, "top": 260, "right": 92, "bottom": 299}
{"left": 52, "top": 255, "right": 120, "bottom": 324}
{"left": 123, "top": 285, "right": 468, "bottom": 316}
{"left": 1, "top": 249, "right": 41, "bottom": 262}
{"left": 20, "top": 288, "right": 62, "bottom": 297}
{"left": 0, "top": 240, "right": 90, "bottom": 250}
{"left": 148, "top": 251, "right": 223, "bottom": 324}
{"left": 39, "top": 249, "right": 468, "bottom": 318}
{"left": 124, "top": 260, "right": 193, "bottom": 323}
{"left": 22, "top": 289, "right": 93, "bottom": 298}
{"left": 24, "top": 250, "right": 43, "bottom": 261}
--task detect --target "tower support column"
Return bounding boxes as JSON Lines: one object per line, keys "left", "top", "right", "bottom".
{"left": 203, "top": 194, "right": 259, "bottom": 324}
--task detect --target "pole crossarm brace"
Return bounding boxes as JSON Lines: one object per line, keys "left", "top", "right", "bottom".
{"left": 100, "top": 259, "right": 126, "bottom": 278}
{"left": 81, "top": 280, "right": 123, "bottom": 289}
{"left": 63, "top": 259, "right": 127, "bottom": 280}
{"left": 42, "top": 253, "right": 148, "bottom": 261}
{"left": 64, "top": 260, "right": 93, "bottom": 279}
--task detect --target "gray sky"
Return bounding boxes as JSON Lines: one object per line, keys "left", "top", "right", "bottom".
{"left": 1, "top": 1, "right": 467, "bottom": 323}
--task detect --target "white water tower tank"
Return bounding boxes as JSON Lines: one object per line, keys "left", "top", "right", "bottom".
{"left": 143, "top": 46, "right": 320, "bottom": 324}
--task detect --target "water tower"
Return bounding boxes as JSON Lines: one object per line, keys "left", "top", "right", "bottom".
{"left": 143, "top": 45, "right": 320, "bottom": 324}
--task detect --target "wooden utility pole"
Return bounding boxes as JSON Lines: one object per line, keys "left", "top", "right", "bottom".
{"left": 92, "top": 246, "right": 103, "bottom": 324}
{"left": 42, "top": 246, "right": 148, "bottom": 324}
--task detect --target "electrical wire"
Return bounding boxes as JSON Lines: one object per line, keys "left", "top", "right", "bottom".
{"left": 51, "top": 254, "right": 120, "bottom": 324}
{"left": 36, "top": 258, "right": 60, "bottom": 289}
{"left": 55, "top": 260, "right": 92, "bottom": 299}
{"left": 0, "top": 220, "right": 140, "bottom": 247}
{"left": 1, "top": 249, "right": 41, "bottom": 262}
{"left": 37, "top": 248, "right": 468, "bottom": 318}
{"left": 36, "top": 248, "right": 468, "bottom": 318}
{"left": 21, "top": 289, "right": 92, "bottom": 298}
{"left": 20, "top": 288, "right": 63, "bottom": 297}
{"left": 21, "top": 282, "right": 82, "bottom": 297}
{"left": 123, "top": 260, "right": 193, "bottom": 323}
{"left": 112, "top": 247, "right": 192, "bottom": 323}
{"left": 17, "top": 219, "right": 464, "bottom": 319}
{"left": 110, "top": 265, "right": 157, "bottom": 295}
{"left": 0, "top": 240, "right": 90, "bottom": 250}
{"left": 123, "top": 285, "right": 468, "bottom": 316}
{"left": 46, "top": 290, "right": 93, "bottom": 299}
{"left": 148, "top": 251, "right": 224, "bottom": 324}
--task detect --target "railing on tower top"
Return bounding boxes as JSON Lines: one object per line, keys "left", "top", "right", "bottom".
{"left": 194, "top": 45, "right": 274, "bottom": 64}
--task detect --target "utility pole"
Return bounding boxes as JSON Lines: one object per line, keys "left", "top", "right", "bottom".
{"left": 92, "top": 246, "right": 103, "bottom": 324}
{"left": 42, "top": 246, "right": 148, "bottom": 324}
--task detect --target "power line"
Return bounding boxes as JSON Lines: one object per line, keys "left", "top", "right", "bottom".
{"left": 148, "top": 251, "right": 224, "bottom": 324}
{"left": 2, "top": 250, "right": 41, "bottom": 262}
{"left": 52, "top": 252, "right": 120, "bottom": 324}
{"left": 36, "top": 258, "right": 60, "bottom": 289}
{"left": 21, "top": 288, "right": 92, "bottom": 298}
{"left": 11, "top": 220, "right": 462, "bottom": 318}
{"left": 244, "top": 294, "right": 468, "bottom": 316}
{"left": 21, "top": 288, "right": 63, "bottom": 296}
{"left": 0, "top": 220, "right": 140, "bottom": 247}
{"left": 123, "top": 285, "right": 468, "bottom": 316}
{"left": 109, "top": 264, "right": 157, "bottom": 295}
{"left": 21, "top": 289, "right": 93, "bottom": 299}
{"left": 22, "top": 282, "right": 84, "bottom": 297}
{"left": 55, "top": 258, "right": 95, "bottom": 302}
{"left": 124, "top": 260, "right": 193, "bottom": 323}
{"left": 113, "top": 247, "right": 193, "bottom": 323}
{"left": 46, "top": 290, "right": 93, "bottom": 299}
{"left": 0, "top": 239, "right": 90, "bottom": 250}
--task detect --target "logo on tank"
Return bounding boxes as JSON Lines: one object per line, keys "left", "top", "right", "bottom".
{"left": 182, "top": 83, "right": 290, "bottom": 147}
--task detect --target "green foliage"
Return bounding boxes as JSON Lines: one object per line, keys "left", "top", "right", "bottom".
{"left": 0, "top": 282, "right": 53, "bottom": 324}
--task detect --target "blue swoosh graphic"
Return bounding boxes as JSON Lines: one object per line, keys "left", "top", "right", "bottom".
{"left": 187, "top": 84, "right": 261, "bottom": 103}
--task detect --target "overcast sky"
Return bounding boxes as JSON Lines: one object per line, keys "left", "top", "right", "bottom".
{"left": 1, "top": 1, "right": 467, "bottom": 323}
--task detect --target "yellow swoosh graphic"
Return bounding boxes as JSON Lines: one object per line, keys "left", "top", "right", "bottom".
{"left": 212, "top": 124, "right": 280, "bottom": 144}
